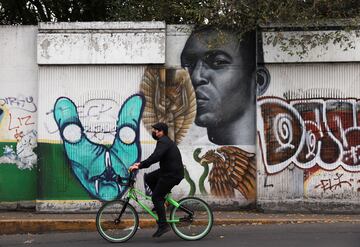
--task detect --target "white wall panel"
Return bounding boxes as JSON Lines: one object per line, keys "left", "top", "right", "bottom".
{"left": 0, "top": 26, "right": 38, "bottom": 169}
{"left": 37, "top": 22, "right": 165, "bottom": 64}
{"left": 263, "top": 30, "right": 360, "bottom": 63}
{"left": 264, "top": 63, "right": 360, "bottom": 98}
{"left": 165, "top": 25, "right": 192, "bottom": 67}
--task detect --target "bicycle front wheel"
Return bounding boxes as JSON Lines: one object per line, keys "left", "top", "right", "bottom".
{"left": 170, "top": 197, "right": 213, "bottom": 240}
{"left": 96, "top": 200, "right": 139, "bottom": 243}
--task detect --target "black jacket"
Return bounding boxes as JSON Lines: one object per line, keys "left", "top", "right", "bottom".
{"left": 139, "top": 135, "right": 184, "bottom": 180}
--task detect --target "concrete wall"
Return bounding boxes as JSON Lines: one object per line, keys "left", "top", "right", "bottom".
{"left": 257, "top": 63, "right": 360, "bottom": 213}
{"left": 0, "top": 26, "right": 38, "bottom": 209}
{"left": 257, "top": 30, "right": 360, "bottom": 212}
{"left": 0, "top": 23, "right": 360, "bottom": 212}
{"left": 263, "top": 30, "right": 360, "bottom": 63}
{"left": 37, "top": 22, "right": 165, "bottom": 64}
{"left": 36, "top": 22, "right": 165, "bottom": 211}
{"left": 35, "top": 23, "right": 256, "bottom": 211}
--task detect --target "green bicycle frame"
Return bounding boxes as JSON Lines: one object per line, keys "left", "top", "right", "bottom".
{"left": 124, "top": 187, "right": 181, "bottom": 223}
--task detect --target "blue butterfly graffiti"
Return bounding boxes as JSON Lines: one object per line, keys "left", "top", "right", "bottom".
{"left": 54, "top": 94, "right": 145, "bottom": 201}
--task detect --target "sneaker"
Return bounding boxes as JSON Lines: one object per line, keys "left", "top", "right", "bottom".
{"left": 152, "top": 224, "right": 171, "bottom": 238}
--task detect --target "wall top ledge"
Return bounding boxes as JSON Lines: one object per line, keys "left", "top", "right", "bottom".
{"left": 38, "top": 21, "right": 165, "bottom": 32}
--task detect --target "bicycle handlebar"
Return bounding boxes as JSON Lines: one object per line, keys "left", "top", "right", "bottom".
{"left": 116, "top": 170, "right": 136, "bottom": 187}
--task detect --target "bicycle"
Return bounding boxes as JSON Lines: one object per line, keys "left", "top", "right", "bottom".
{"left": 96, "top": 171, "right": 213, "bottom": 243}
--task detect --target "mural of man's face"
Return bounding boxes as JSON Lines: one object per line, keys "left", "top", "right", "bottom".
{"left": 181, "top": 29, "right": 256, "bottom": 128}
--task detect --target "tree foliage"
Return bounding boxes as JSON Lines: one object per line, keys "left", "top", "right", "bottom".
{"left": 1, "top": 0, "right": 360, "bottom": 27}
{"left": 0, "top": 0, "right": 112, "bottom": 23}
{"left": 1, "top": 0, "right": 360, "bottom": 56}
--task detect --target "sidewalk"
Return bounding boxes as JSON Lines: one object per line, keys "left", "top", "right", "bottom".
{"left": 1, "top": 210, "right": 360, "bottom": 235}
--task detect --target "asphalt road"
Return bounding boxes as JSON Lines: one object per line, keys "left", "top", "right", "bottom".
{"left": 1, "top": 223, "right": 360, "bottom": 247}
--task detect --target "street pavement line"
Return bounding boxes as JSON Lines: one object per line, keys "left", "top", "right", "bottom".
{"left": 2, "top": 218, "right": 360, "bottom": 235}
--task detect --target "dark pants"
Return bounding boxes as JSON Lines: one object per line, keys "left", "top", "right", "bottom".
{"left": 144, "top": 169, "right": 181, "bottom": 226}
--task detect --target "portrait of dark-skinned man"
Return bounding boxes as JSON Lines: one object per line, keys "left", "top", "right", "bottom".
{"left": 181, "top": 27, "right": 269, "bottom": 146}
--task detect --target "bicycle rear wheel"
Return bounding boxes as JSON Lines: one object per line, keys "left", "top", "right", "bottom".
{"left": 170, "top": 197, "right": 213, "bottom": 240}
{"left": 96, "top": 200, "right": 139, "bottom": 243}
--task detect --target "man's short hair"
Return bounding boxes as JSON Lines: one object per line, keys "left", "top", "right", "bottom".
{"left": 189, "top": 26, "right": 261, "bottom": 68}
{"left": 152, "top": 122, "right": 168, "bottom": 135}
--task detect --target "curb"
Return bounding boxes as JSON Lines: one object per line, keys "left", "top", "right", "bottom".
{"left": 1, "top": 218, "right": 360, "bottom": 235}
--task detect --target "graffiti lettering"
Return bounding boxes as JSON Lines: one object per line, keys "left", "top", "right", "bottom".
{"left": 83, "top": 124, "right": 116, "bottom": 134}
{"left": 258, "top": 97, "right": 360, "bottom": 173}
{"left": 14, "top": 129, "right": 24, "bottom": 141}
{"left": 314, "top": 173, "right": 352, "bottom": 192}
{"left": 0, "top": 96, "right": 37, "bottom": 113}
{"left": 8, "top": 114, "right": 35, "bottom": 130}
{"left": 8, "top": 113, "right": 35, "bottom": 140}
{"left": 45, "top": 99, "right": 119, "bottom": 137}
{"left": 85, "top": 104, "right": 112, "bottom": 120}
{"left": 78, "top": 99, "right": 118, "bottom": 121}
{"left": 264, "top": 175, "right": 274, "bottom": 188}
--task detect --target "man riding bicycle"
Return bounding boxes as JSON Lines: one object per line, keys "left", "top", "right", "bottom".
{"left": 129, "top": 122, "right": 184, "bottom": 238}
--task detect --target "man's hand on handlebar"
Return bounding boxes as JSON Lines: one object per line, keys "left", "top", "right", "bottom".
{"left": 129, "top": 162, "right": 140, "bottom": 172}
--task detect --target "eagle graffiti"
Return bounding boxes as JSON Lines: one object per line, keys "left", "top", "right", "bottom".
{"left": 185, "top": 146, "right": 256, "bottom": 200}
